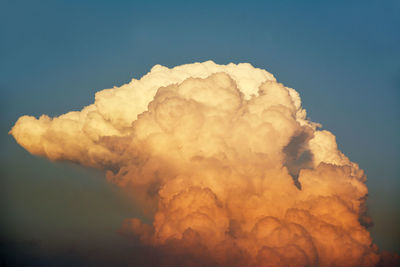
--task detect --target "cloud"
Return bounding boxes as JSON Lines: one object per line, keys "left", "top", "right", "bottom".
{"left": 10, "top": 61, "right": 396, "bottom": 266}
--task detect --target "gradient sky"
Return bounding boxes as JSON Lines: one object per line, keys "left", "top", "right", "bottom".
{"left": 1, "top": 0, "right": 399, "bottom": 265}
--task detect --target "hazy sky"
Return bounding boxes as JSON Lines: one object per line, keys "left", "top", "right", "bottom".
{"left": 1, "top": 0, "right": 399, "bottom": 265}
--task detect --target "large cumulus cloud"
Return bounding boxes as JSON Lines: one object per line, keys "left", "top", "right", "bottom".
{"left": 11, "top": 61, "right": 389, "bottom": 266}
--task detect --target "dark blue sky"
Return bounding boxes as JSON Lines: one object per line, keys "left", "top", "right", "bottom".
{"left": 1, "top": 0, "right": 399, "bottom": 264}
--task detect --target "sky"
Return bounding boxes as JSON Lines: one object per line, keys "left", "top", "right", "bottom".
{"left": 1, "top": 0, "right": 399, "bottom": 265}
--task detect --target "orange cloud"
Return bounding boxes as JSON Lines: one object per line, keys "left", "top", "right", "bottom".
{"left": 10, "top": 61, "right": 397, "bottom": 266}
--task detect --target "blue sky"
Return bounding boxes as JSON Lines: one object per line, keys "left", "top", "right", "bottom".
{"left": 1, "top": 0, "right": 399, "bottom": 264}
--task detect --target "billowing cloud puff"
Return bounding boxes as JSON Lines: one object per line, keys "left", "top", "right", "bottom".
{"left": 10, "top": 61, "right": 389, "bottom": 266}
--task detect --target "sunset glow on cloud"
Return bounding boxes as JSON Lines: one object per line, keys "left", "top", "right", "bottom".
{"left": 10, "top": 61, "right": 392, "bottom": 266}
